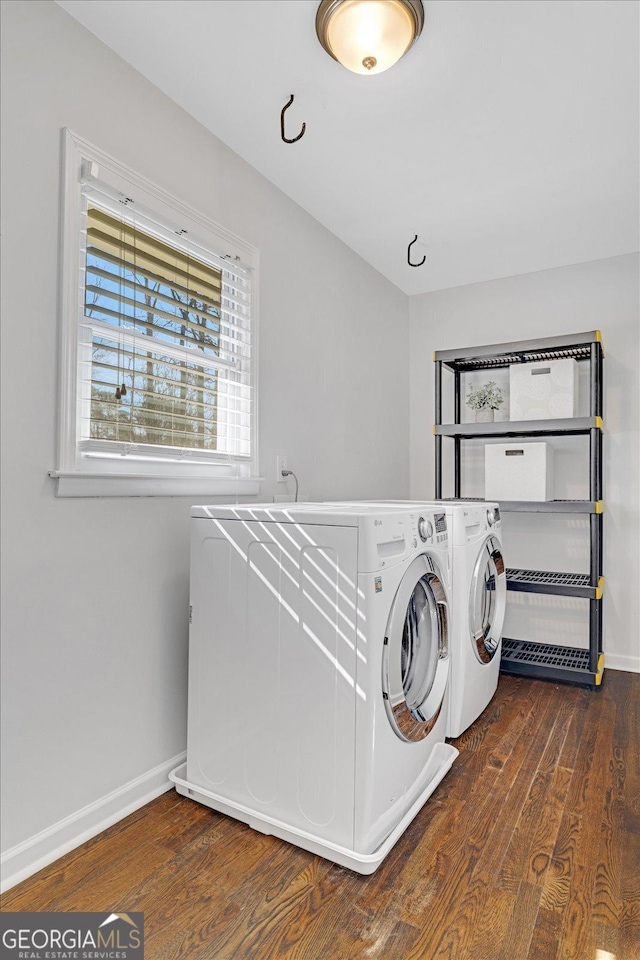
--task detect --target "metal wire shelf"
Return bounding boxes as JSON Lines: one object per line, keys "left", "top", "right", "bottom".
{"left": 446, "top": 346, "right": 592, "bottom": 371}
{"left": 435, "top": 417, "right": 601, "bottom": 439}
{"left": 434, "top": 332, "right": 601, "bottom": 372}
{"left": 439, "top": 498, "right": 601, "bottom": 514}
{"left": 506, "top": 568, "right": 599, "bottom": 598}
{"left": 500, "top": 638, "right": 601, "bottom": 688}
{"left": 502, "top": 638, "right": 591, "bottom": 668}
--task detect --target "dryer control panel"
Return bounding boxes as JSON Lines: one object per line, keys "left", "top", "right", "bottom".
{"left": 460, "top": 502, "right": 502, "bottom": 544}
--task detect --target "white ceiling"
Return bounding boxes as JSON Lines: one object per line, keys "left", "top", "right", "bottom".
{"left": 57, "top": 0, "right": 639, "bottom": 296}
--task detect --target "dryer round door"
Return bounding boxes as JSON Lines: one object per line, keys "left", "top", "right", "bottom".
{"left": 469, "top": 535, "right": 507, "bottom": 664}
{"left": 382, "top": 554, "right": 450, "bottom": 743}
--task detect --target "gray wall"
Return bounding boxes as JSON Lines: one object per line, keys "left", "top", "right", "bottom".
{"left": 0, "top": 0, "right": 409, "bottom": 868}
{"left": 409, "top": 254, "right": 640, "bottom": 671}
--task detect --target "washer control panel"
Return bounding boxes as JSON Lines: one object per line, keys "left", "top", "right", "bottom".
{"left": 359, "top": 507, "right": 450, "bottom": 571}
{"left": 433, "top": 512, "right": 448, "bottom": 543}
{"left": 418, "top": 517, "right": 433, "bottom": 541}
{"left": 411, "top": 511, "right": 447, "bottom": 547}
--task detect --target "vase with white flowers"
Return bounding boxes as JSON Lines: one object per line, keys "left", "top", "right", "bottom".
{"left": 466, "top": 381, "right": 504, "bottom": 422}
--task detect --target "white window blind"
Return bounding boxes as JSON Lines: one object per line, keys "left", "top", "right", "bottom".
{"left": 53, "top": 131, "right": 259, "bottom": 497}
{"left": 79, "top": 188, "right": 253, "bottom": 463}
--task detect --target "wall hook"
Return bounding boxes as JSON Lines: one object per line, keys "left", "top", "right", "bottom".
{"left": 281, "top": 94, "right": 306, "bottom": 144}
{"left": 408, "top": 235, "right": 426, "bottom": 268}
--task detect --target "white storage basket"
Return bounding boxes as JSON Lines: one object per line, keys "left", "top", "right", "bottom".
{"left": 485, "top": 442, "right": 554, "bottom": 501}
{"left": 509, "top": 358, "right": 578, "bottom": 420}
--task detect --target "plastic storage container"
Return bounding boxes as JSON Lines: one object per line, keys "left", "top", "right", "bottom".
{"left": 509, "top": 358, "right": 578, "bottom": 420}
{"left": 485, "top": 442, "right": 554, "bottom": 501}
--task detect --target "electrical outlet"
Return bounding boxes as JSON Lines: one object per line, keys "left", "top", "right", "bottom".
{"left": 276, "top": 454, "right": 288, "bottom": 482}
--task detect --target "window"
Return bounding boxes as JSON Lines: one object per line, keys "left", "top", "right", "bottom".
{"left": 53, "top": 130, "right": 259, "bottom": 497}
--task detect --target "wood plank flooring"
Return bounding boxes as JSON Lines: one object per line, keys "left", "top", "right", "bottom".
{"left": 2, "top": 670, "right": 639, "bottom": 960}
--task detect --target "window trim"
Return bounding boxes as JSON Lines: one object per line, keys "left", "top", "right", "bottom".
{"left": 52, "top": 129, "right": 260, "bottom": 498}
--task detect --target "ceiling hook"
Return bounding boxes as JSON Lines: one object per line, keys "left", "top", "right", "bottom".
{"left": 281, "top": 94, "right": 306, "bottom": 144}
{"left": 408, "top": 235, "right": 426, "bottom": 267}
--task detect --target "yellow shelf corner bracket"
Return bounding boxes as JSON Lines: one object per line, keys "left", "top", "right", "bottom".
{"left": 595, "top": 652, "right": 605, "bottom": 685}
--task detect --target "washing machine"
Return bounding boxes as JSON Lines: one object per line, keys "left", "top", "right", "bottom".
{"left": 170, "top": 502, "right": 458, "bottom": 874}
{"left": 432, "top": 502, "right": 506, "bottom": 737}
{"left": 367, "top": 501, "right": 507, "bottom": 737}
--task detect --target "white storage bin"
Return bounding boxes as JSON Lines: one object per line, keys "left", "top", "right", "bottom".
{"left": 509, "top": 358, "right": 578, "bottom": 420}
{"left": 485, "top": 442, "right": 554, "bottom": 501}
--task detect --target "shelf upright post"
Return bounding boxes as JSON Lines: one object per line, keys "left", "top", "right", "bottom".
{"left": 597, "top": 338, "right": 604, "bottom": 422}
{"left": 597, "top": 340, "right": 604, "bottom": 575}
{"left": 588, "top": 339, "right": 604, "bottom": 681}
{"left": 597, "top": 341, "right": 604, "bottom": 578}
{"left": 589, "top": 342, "right": 599, "bottom": 417}
{"left": 454, "top": 369, "right": 462, "bottom": 498}
{"left": 435, "top": 359, "right": 443, "bottom": 498}
{"left": 589, "top": 429, "right": 601, "bottom": 679}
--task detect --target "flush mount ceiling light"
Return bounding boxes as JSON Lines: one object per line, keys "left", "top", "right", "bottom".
{"left": 316, "top": 0, "right": 424, "bottom": 75}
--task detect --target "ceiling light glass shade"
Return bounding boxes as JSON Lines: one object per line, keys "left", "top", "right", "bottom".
{"left": 316, "top": 0, "right": 424, "bottom": 76}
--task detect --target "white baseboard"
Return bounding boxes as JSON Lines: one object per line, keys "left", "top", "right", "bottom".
{"left": 605, "top": 653, "right": 640, "bottom": 674}
{"left": 0, "top": 750, "right": 186, "bottom": 893}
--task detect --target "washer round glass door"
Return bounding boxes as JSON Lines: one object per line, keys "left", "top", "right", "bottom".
{"left": 382, "top": 554, "right": 449, "bottom": 743}
{"left": 469, "top": 535, "right": 506, "bottom": 664}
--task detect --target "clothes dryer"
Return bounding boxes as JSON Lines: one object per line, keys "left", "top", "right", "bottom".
{"left": 369, "top": 501, "right": 506, "bottom": 737}
{"left": 171, "top": 502, "right": 457, "bottom": 874}
{"left": 436, "top": 502, "right": 506, "bottom": 737}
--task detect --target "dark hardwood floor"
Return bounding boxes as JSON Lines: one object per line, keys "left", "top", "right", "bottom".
{"left": 2, "top": 671, "right": 639, "bottom": 959}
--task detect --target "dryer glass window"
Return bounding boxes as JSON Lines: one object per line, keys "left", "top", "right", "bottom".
{"left": 383, "top": 556, "right": 450, "bottom": 743}
{"left": 470, "top": 536, "right": 507, "bottom": 664}
{"left": 401, "top": 577, "right": 440, "bottom": 714}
